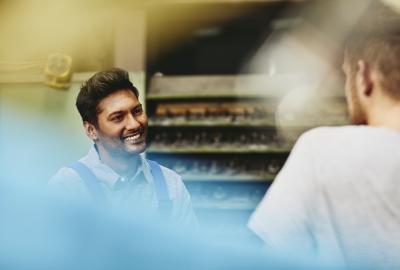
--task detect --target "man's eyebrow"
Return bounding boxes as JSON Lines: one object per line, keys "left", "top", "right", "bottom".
{"left": 108, "top": 111, "right": 124, "bottom": 118}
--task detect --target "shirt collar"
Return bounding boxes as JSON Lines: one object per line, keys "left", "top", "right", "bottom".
{"left": 80, "top": 145, "right": 153, "bottom": 188}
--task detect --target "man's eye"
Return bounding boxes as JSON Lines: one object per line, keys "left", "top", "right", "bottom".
{"left": 133, "top": 107, "right": 143, "bottom": 115}
{"left": 111, "top": 115, "right": 123, "bottom": 122}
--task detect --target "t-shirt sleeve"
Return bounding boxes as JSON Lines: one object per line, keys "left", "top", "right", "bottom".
{"left": 248, "top": 132, "right": 316, "bottom": 254}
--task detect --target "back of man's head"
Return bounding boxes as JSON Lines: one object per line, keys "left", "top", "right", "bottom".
{"left": 345, "top": 33, "right": 400, "bottom": 100}
{"left": 76, "top": 68, "right": 139, "bottom": 125}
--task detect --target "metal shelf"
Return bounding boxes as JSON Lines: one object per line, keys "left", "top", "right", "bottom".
{"left": 147, "top": 145, "right": 292, "bottom": 154}
{"left": 147, "top": 75, "right": 346, "bottom": 100}
{"left": 149, "top": 119, "right": 349, "bottom": 128}
{"left": 146, "top": 93, "right": 277, "bottom": 100}
{"left": 182, "top": 174, "right": 276, "bottom": 182}
{"left": 148, "top": 118, "right": 275, "bottom": 127}
{"left": 192, "top": 201, "right": 259, "bottom": 211}
{"left": 147, "top": 74, "right": 304, "bottom": 100}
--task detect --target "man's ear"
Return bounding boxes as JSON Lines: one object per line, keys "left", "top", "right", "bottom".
{"left": 83, "top": 121, "right": 98, "bottom": 141}
{"left": 357, "top": 60, "right": 373, "bottom": 96}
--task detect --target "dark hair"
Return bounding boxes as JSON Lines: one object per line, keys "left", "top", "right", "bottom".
{"left": 345, "top": 33, "right": 400, "bottom": 99}
{"left": 76, "top": 68, "right": 139, "bottom": 125}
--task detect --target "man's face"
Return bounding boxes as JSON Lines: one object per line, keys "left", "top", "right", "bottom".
{"left": 93, "top": 89, "right": 148, "bottom": 157}
{"left": 342, "top": 59, "right": 367, "bottom": 125}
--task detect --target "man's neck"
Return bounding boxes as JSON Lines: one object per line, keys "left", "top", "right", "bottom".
{"left": 96, "top": 146, "right": 141, "bottom": 179}
{"left": 368, "top": 100, "right": 400, "bottom": 133}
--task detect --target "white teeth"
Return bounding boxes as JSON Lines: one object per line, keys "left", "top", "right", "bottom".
{"left": 125, "top": 134, "right": 140, "bottom": 141}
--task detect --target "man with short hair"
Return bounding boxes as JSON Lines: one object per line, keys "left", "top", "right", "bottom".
{"left": 248, "top": 34, "right": 400, "bottom": 269}
{"left": 49, "top": 68, "right": 196, "bottom": 226}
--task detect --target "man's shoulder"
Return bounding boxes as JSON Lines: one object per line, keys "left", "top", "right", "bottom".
{"left": 48, "top": 165, "right": 86, "bottom": 189}
{"left": 300, "top": 125, "right": 356, "bottom": 139}
{"left": 299, "top": 125, "right": 396, "bottom": 147}
{"left": 48, "top": 164, "right": 93, "bottom": 202}
{"left": 159, "top": 164, "right": 182, "bottom": 181}
{"left": 295, "top": 126, "right": 398, "bottom": 177}
{"left": 297, "top": 126, "right": 364, "bottom": 146}
{"left": 49, "top": 147, "right": 96, "bottom": 186}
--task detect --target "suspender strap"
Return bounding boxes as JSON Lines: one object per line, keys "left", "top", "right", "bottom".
{"left": 68, "top": 160, "right": 172, "bottom": 216}
{"left": 67, "top": 161, "right": 106, "bottom": 201}
{"left": 147, "top": 160, "right": 173, "bottom": 217}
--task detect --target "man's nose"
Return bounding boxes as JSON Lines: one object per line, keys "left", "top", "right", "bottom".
{"left": 126, "top": 113, "right": 141, "bottom": 130}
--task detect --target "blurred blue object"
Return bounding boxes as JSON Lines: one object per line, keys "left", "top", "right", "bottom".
{"left": 0, "top": 175, "right": 345, "bottom": 270}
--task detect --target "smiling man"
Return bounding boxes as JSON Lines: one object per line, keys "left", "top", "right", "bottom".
{"left": 49, "top": 68, "right": 196, "bottom": 226}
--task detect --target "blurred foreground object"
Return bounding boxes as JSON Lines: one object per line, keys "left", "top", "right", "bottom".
{"left": 275, "top": 86, "right": 349, "bottom": 143}
{"left": 0, "top": 178, "right": 327, "bottom": 270}
{"left": 44, "top": 53, "right": 73, "bottom": 89}
{"left": 382, "top": 0, "right": 400, "bottom": 13}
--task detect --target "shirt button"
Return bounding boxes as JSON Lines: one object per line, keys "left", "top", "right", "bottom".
{"left": 114, "top": 178, "right": 127, "bottom": 191}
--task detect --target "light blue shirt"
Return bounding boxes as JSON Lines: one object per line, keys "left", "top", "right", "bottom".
{"left": 49, "top": 146, "right": 197, "bottom": 227}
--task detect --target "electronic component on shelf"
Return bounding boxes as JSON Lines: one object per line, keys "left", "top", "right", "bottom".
{"left": 185, "top": 182, "right": 269, "bottom": 210}
{"left": 152, "top": 102, "right": 271, "bottom": 123}
{"left": 156, "top": 157, "right": 285, "bottom": 181}
{"left": 265, "top": 160, "right": 282, "bottom": 175}
{"left": 149, "top": 129, "right": 288, "bottom": 149}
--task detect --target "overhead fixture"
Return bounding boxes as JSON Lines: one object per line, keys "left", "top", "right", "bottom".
{"left": 44, "top": 53, "right": 73, "bottom": 89}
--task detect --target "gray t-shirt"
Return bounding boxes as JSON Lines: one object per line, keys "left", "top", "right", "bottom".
{"left": 248, "top": 126, "right": 400, "bottom": 269}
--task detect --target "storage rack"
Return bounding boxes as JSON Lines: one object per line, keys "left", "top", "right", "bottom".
{"left": 145, "top": 74, "right": 349, "bottom": 232}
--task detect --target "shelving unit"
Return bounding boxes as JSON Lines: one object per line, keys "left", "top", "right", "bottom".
{"left": 144, "top": 0, "right": 349, "bottom": 234}
{"left": 146, "top": 74, "right": 349, "bottom": 214}
{"left": 146, "top": 74, "right": 298, "bottom": 212}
